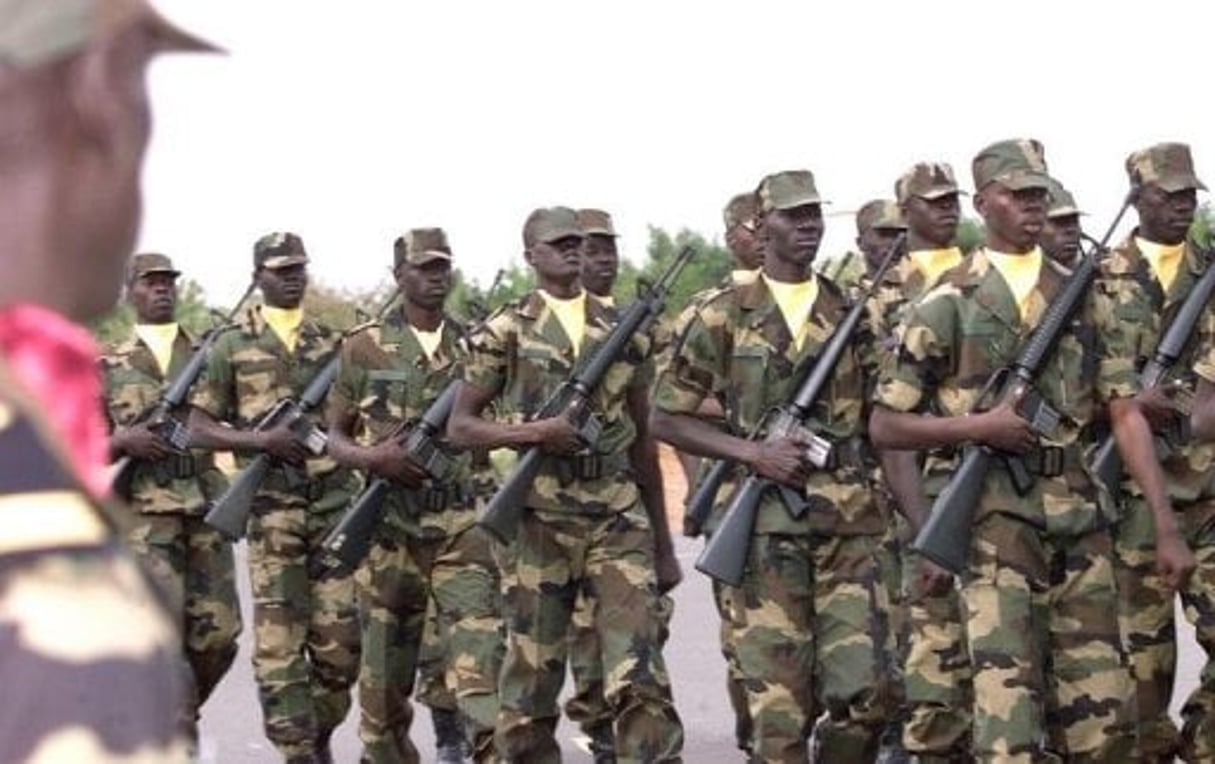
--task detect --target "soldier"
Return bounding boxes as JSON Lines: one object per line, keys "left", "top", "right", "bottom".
{"left": 0, "top": 1, "right": 216, "bottom": 761}
{"left": 1097, "top": 142, "right": 1208, "bottom": 763}
{"left": 326, "top": 228, "right": 503, "bottom": 764}
{"left": 102, "top": 253, "right": 242, "bottom": 743}
{"left": 448, "top": 206, "right": 683, "bottom": 762}
{"left": 855, "top": 199, "right": 908, "bottom": 284}
{"left": 653, "top": 169, "right": 893, "bottom": 761}
{"left": 188, "top": 233, "right": 362, "bottom": 764}
{"left": 870, "top": 138, "right": 1189, "bottom": 761}
{"left": 1041, "top": 177, "right": 1084, "bottom": 270}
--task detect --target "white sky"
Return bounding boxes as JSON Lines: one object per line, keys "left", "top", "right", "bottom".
{"left": 143, "top": 0, "right": 1215, "bottom": 303}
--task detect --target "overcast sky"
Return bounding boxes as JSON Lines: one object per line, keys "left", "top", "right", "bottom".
{"left": 144, "top": 0, "right": 1215, "bottom": 304}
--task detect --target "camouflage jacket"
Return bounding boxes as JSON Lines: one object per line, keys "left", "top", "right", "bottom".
{"left": 1097, "top": 233, "right": 1215, "bottom": 503}
{"left": 463, "top": 290, "right": 652, "bottom": 515}
{"left": 101, "top": 326, "right": 227, "bottom": 515}
{"left": 0, "top": 358, "right": 187, "bottom": 762}
{"left": 817, "top": 249, "right": 866, "bottom": 294}
{"left": 875, "top": 248, "right": 1111, "bottom": 534}
{"left": 191, "top": 306, "right": 345, "bottom": 481}
{"left": 329, "top": 310, "right": 474, "bottom": 538}
{"left": 862, "top": 249, "right": 961, "bottom": 348}
{"left": 655, "top": 274, "right": 882, "bottom": 536}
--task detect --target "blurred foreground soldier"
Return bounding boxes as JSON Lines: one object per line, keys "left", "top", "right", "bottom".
{"left": 1100, "top": 143, "right": 1209, "bottom": 763}
{"left": 102, "top": 253, "right": 241, "bottom": 743}
{"left": 855, "top": 199, "right": 907, "bottom": 283}
{"left": 326, "top": 228, "right": 503, "bottom": 763}
{"left": 189, "top": 233, "right": 361, "bottom": 763}
{"left": 871, "top": 139, "right": 1169, "bottom": 761}
{"left": 0, "top": 2, "right": 216, "bottom": 761}
{"left": 1041, "top": 177, "right": 1084, "bottom": 270}
{"left": 653, "top": 170, "right": 893, "bottom": 761}
{"left": 448, "top": 206, "right": 683, "bottom": 762}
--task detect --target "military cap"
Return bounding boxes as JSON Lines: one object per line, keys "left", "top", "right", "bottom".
{"left": 1044, "top": 177, "right": 1084, "bottom": 219}
{"left": 0, "top": 0, "right": 220, "bottom": 71}
{"left": 855, "top": 199, "right": 907, "bottom": 235}
{"left": 972, "top": 138, "right": 1050, "bottom": 191}
{"left": 722, "top": 191, "right": 759, "bottom": 230}
{"left": 895, "top": 162, "right": 963, "bottom": 204}
{"left": 126, "top": 252, "right": 180, "bottom": 283}
{"left": 393, "top": 227, "right": 453, "bottom": 270}
{"left": 522, "top": 207, "right": 583, "bottom": 247}
{"left": 577, "top": 208, "right": 617, "bottom": 237}
{"left": 1126, "top": 142, "right": 1207, "bottom": 192}
{"left": 253, "top": 232, "right": 309, "bottom": 270}
{"left": 757, "top": 169, "right": 824, "bottom": 213}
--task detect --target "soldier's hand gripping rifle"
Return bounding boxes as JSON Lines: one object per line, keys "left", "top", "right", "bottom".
{"left": 695, "top": 234, "right": 906, "bottom": 586}
{"left": 478, "top": 246, "right": 696, "bottom": 544}
{"left": 204, "top": 288, "right": 402, "bottom": 540}
{"left": 1090, "top": 241, "right": 1215, "bottom": 504}
{"left": 110, "top": 281, "right": 257, "bottom": 498}
{"left": 910, "top": 197, "right": 1132, "bottom": 574}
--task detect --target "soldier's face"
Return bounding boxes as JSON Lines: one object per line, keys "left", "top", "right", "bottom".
{"left": 976, "top": 184, "right": 1046, "bottom": 252}
{"left": 526, "top": 234, "right": 583, "bottom": 286}
{"left": 1040, "top": 214, "right": 1082, "bottom": 266}
{"left": 904, "top": 193, "right": 960, "bottom": 249}
{"left": 400, "top": 259, "right": 452, "bottom": 311}
{"left": 725, "top": 222, "right": 762, "bottom": 270}
{"left": 858, "top": 226, "right": 903, "bottom": 274}
{"left": 257, "top": 264, "right": 308, "bottom": 308}
{"left": 581, "top": 234, "right": 619, "bottom": 297}
{"left": 127, "top": 272, "right": 177, "bottom": 324}
{"left": 1135, "top": 184, "right": 1197, "bottom": 245}
{"left": 764, "top": 204, "right": 823, "bottom": 274}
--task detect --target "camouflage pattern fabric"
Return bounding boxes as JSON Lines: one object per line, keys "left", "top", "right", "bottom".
{"left": 876, "top": 249, "right": 1135, "bottom": 759}
{"left": 1098, "top": 234, "right": 1215, "bottom": 759}
{"left": 191, "top": 307, "right": 361, "bottom": 760}
{"left": 654, "top": 274, "right": 892, "bottom": 760}
{"left": 102, "top": 326, "right": 241, "bottom": 736}
{"left": 816, "top": 250, "right": 866, "bottom": 294}
{"left": 415, "top": 597, "right": 458, "bottom": 714}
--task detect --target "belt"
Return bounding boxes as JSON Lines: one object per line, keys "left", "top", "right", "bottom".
{"left": 148, "top": 452, "right": 198, "bottom": 485}
{"left": 410, "top": 483, "right": 469, "bottom": 513}
{"left": 545, "top": 451, "right": 630, "bottom": 484}
{"left": 818, "top": 437, "right": 869, "bottom": 472}
{"left": 1019, "top": 445, "right": 1084, "bottom": 478}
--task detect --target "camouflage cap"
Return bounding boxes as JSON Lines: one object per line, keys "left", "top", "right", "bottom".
{"left": 577, "top": 208, "right": 617, "bottom": 237}
{"left": 1125, "top": 142, "right": 1207, "bottom": 192}
{"left": 0, "top": 0, "right": 220, "bottom": 71}
{"left": 125, "top": 252, "right": 179, "bottom": 283}
{"left": 394, "top": 227, "right": 453, "bottom": 269}
{"left": 757, "top": 169, "right": 824, "bottom": 212}
{"left": 253, "top": 232, "right": 309, "bottom": 270}
{"left": 1044, "top": 177, "right": 1084, "bottom": 219}
{"left": 972, "top": 138, "right": 1050, "bottom": 191}
{"left": 722, "top": 191, "right": 759, "bottom": 230}
{"left": 895, "top": 161, "right": 963, "bottom": 204}
{"left": 855, "top": 199, "right": 907, "bottom": 235}
{"left": 522, "top": 206, "right": 583, "bottom": 247}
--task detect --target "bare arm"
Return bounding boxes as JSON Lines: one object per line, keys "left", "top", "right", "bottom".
{"left": 649, "top": 408, "right": 808, "bottom": 489}
{"left": 446, "top": 380, "right": 580, "bottom": 455}
{"left": 1192, "top": 378, "right": 1215, "bottom": 442}
{"left": 187, "top": 406, "right": 309, "bottom": 464}
{"left": 879, "top": 449, "right": 929, "bottom": 532}
{"left": 868, "top": 402, "right": 1036, "bottom": 454}
{"left": 628, "top": 384, "right": 680, "bottom": 592}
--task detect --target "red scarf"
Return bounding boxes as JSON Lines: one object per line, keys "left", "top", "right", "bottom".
{"left": 0, "top": 304, "right": 110, "bottom": 498}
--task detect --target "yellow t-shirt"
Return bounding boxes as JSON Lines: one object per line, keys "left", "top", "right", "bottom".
{"left": 133, "top": 323, "right": 179, "bottom": 376}
{"left": 763, "top": 274, "right": 820, "bottom": 350}
{"left": 539, "top": 290, "right": 587, "bottom": 355}
{"left": 262, "top": 305, "right": 303, "bottom": 353}
{"left": 411, "top": 322, "right": 444, "bottom": 360}
{"left": 595, "top": 294, "right": 616, "bottom": 308}
{"left": 732, "top": 268, "right": 760, "bottom": 285}
{"left": 984, "top": 247, "right": 1043, "bottom": 320}
{"left": 1137, "top": 237, "right": 1185, "bottom": 294}
{"left": 908, "top": 247, "right": 963, "bottom": 285}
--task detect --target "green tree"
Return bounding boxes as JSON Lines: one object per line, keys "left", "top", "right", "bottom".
{"left": 1190, "top": 202, "right": 1215, "bottom": 249}
{"left": 955, "top": 216, "right": 986, "bottom": 253}
{"left": 616, "top": 226, "right": 732, "bottom": 316}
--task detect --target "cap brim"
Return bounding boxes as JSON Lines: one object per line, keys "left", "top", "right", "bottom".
{"left": 261, "top": 255, "right": 309, "bottom": 269}
{"left": 144, "top": 6, "right": 224, "bottom": 55}
{"left": 873, "top": 221, "right": 909, "bottom": 230}
{"left": 129, "top": 267, "right": 181, "bottom": 281}
{"left": 410, "top": 251, "right": 453, "bottom": 265}
{"left": 1047, "top": 207, "right": 1084, "bottom": 219}
{"left": 1155, "top": 175, "right": 1208, "bottom": 193}
{"left": 538, "top": 227, "right": 584, "bottom": 243}
{"left": 771, "top": 195, "right": 825, "bottom": 211}
{"left": 918, "top": 187, "right": 965, "bottom": 200}
{"left": 581, "top": 228, "right": 617, "bottom": 237}
{"left": 996, "top": 172, "right": 1051, "bottom": 191}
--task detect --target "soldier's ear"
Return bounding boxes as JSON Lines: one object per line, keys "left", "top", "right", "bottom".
{"left": 972, "top": 188, "right": 987, "bottom": 217}
{"left": 523, "top": 247, "right": 536, "bottom": 267}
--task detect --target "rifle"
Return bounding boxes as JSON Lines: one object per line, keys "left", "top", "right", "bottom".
{"left": 478, "top": 246, "right": 696, "bottom": 543}
{"left": 110, "top": 281, "right": 257, "bottom": 497}
{"left": 203, "top": 288, "right": 402, "bottom": 540}
{"left": 910, "top": 197, "right": 1132, "bottom": 574}
{"left": 695, "top": 234, "right": 906, "bottom": 586}
{"left": 1090, "top": 241, "right": 1215, "bottom": 500}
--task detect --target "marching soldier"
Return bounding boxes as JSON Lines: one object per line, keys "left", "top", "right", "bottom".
{"left": 1041, "top": 177, "right": 1085, "bottom": 271}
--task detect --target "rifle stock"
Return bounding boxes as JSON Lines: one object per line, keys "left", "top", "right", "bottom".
{"left": 205, "top": 454, "right": 271, "bottom": 540}
{"left": 910, "top": 447, "right": 993, "bottom": 573}
{"left": 683, "top": 459, "right": 732, "bottom": 537}
{"left": 311, "top": 478, "right": 389, "bottom": 576}
{"left": 479, "top": 448, "right": 544, "bottom": 543}
{"left": 694, "top": 476, "right": 767, "bottom": 586}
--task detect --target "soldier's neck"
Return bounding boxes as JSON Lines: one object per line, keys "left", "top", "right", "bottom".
{"left": 537, "top": 277, "right": 580, "bottom": 300}
{"left": 402, "top": 302, "right": 442, "bottom": 332}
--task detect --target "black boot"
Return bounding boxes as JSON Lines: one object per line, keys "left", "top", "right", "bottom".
{"left": 587, "top": 721, "right": 616, "bottom": 764}
{"left": 432, "top": 707, "right": 469, "bottom": 764}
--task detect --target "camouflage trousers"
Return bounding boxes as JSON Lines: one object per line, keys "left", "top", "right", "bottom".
{"left": 733, "top": 531, "right": 892, "bottom": 764}
{"left": 247, "top": 479, "right": 361, "bottom": 761}
{"left": 496, "top": 504, "right": 683, "bottom": 763}
{"left": 355, "top": 521, "right": 502, "bottom": 764}
{"left": 1116, "top": 495, "right": 1215, "bottom": 763}
{"left": 415, "top": 597, "right": 457, "bottom": 713}
{"left": 123, "top": 513, "right": 242, "bottom": 739}
{"left": 712, "top": 578, "right": 755, "bottom": 756}
{"left": 963, "top": 513, "right": 1134, "bottom": 763}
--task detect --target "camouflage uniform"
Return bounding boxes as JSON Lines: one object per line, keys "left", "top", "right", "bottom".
{"left": 656, "top": 170, "right": 892, "bottom": 763}
{"left": 101, "top": 297, "right": 241, "bottom": 737}
{"left": 1097, "top": 141, "right": 1213, "bottom": 763}
{"left": 192, "top": 236, "right": 361, "bottom": 761}
{"left": 329, "top": 241, "right": 503, "bottom": 764}
{"left": 875, "top": 137, "right": 1135, "bottom": 764}
{"left": 464, "top": 217, "right": 682, "bottom": 762}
